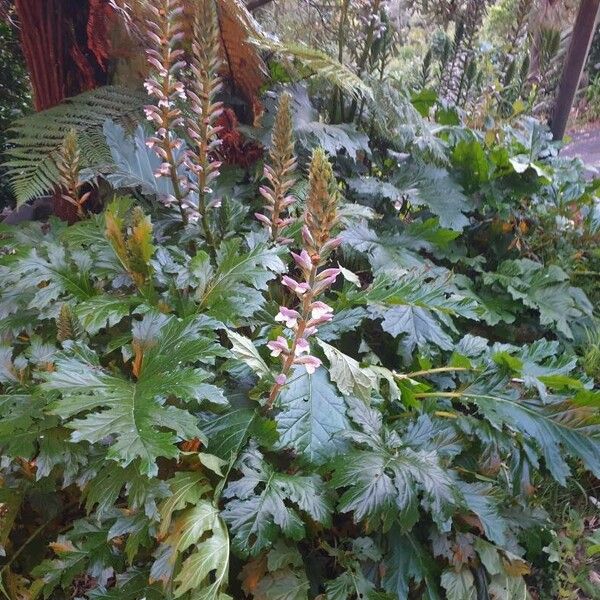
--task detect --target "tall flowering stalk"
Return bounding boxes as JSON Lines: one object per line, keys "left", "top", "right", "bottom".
{"left": 255, "top": 93, "right": 297, "bottom": 243}
{"left": 186, "top": 0, "right": 224, "bottom": 247}
{"left": 143, "top": 0, "right": 190, "bottom": 224}
{"left": 266, "top": 148, "right": 342, "bottom": 409}
{"left": 56, "top": 130, "right": 91, "bottom": 220}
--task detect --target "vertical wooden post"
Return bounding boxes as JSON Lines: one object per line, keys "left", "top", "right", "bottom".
{"left": 551, "top": 0, "right": 600, "bottom": 140}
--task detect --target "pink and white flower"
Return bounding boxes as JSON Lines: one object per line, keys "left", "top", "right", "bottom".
{"left": 254, "top": 212, "right": 272, "bottom": 227}
{"left": 322, "top": 237, "right": 343, "bottom": 252}
{"left": 303, "top": 325, "right": 318, "bottom": 337}
{"left": 309, "top": 315, "right": 333, "bottom": 328}
{"left": 277, "top": 217, "right": 295, "bottom": 229}
{"left": 294, "top": 354, "right": 322, "bottom": 374}
{"left": 155, "top": 162, "right": 172, "bottom": 177}
{"left": 294, "top": 337, "right": 310, "bottom": 355}
{"left": 310, "top": 301, "right": 333, "bottom": 320}
{"left": 291, "top": 250, "right": 312, "bottom": 272}
{"left": 282, "top": 276, "right": 310, "bottom": 295}
{"left": 267, "top": 336, "right": 290, "bottom": 358}
{"left": 301, "top": 224, "right": 315, "bottom": 247}
{"left": 259, "top": 186, "right": 275, "bottom": 203}
{"left": 314, "top": 269, "right": 341, "bottom": 294}
{"left": 275, "top": 307, "right": 301, "bottom": 329}
{"left": 317, "top": 268, "right": 341, "bottom": 281}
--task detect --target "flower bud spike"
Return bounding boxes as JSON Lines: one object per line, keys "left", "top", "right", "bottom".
{"left": 256, "top": 93, "right": 298, "bottom": 241}
{"left": 56, "top": 129, "right": 90, "bottom": 220}
{"left": 304, "top": 148, "right": 339, "bottom": 258}
{"left": 186, "top": 0, "right": 223, "bottom": 251}
{"left": 144, "top": 0, "right": 190, "bottom": 224}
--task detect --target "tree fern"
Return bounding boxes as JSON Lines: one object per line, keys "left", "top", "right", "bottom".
{"left": 3, "top": 86, "right": 145, "bottom": 206}
{"left": 250, "top": 38, "right": 373, "bottom": 101}
{"left": 368, "top": 80, "right": 448, "bottom": 164}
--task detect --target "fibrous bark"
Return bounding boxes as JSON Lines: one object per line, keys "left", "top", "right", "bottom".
{"left": 13, "top": 0, "right": 109, "bottom": 111}
{"left": 13, "top": 0, "right": 111, "bottom": 220}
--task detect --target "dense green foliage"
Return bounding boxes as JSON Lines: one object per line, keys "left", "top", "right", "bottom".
{"left": 0, "top": 19, "right": 31, "bottom": 206}
{"left": 0, "top": 86, "right": 599, "bottom": 598}
{"left": 0, "top": 1, "right": 599, "bottom": 599}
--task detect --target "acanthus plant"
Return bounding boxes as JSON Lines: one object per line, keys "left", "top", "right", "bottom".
{"left": 255, "top": 92, "right": 297, "bottom": 243}
{"left": 266, "top": 147, "right": 342, "bottom": 406}
{"left": 185, "top": 0, "right": 224, "bottom": 246}
{"left": 144, "top": 0, "right": 190, "bottom": 223}
{"left": 0, "top": 4, "right": 599, "bottom": 600}
{"left": 56, "top": 129, "right": 93, "bottom": 220}
{"left": 143, "top": 0, "right": 224, "bottom": 242}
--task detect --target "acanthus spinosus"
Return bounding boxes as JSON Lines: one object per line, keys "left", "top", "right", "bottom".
{"left": 56, "top": 129, "right": 91, "bottom": 220}
{"left": 143, "top": 0, "right": 190, "bottom": 224}
{"left": 266, "top": 148, "right": 342, "bottom": 408}
{"left": 185, "top": 0, "right": 224, "bottom": 247}
{"left": 255, "top": 93, "right": 297, "bottom": 243}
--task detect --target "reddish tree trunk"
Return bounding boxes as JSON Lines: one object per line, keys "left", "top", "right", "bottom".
{"left": 13, "top": 0, "right": 111, "bottom": 220}
{"left": 14, "top": 0, "right": 109, "bottom": 110}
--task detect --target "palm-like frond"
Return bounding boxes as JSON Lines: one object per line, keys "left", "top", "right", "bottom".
{"left": 251, "top": 37, "right": 373, "bottom": 101}
{"left": 3, "top": 86, "right": 145, "bottom": 206}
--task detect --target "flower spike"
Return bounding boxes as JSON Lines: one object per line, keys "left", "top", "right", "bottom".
{"left": 267, "top": 148, "right": 340, "bottom": 408}
{"left": 144, "top": 0, "right": 190, "bottom": 223}
{"left": 56, "top": 129, "right": 91, "bottom": 220}
{"left": 256, "top": 93, "right": 297, "bottom": 242}
{"left": 186, "top": 0, "right": 223, "bottom": 247}
{"left": 304, "top": 147, "right": 339, "bottom": 259}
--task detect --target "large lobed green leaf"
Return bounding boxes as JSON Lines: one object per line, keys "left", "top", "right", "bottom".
{"left": 222, "top": 444, "right": 332, "bottom": 556}
{"left": 275, "top": 367, "right": 350, "bottom": 464}
{"left": 461, "top": 374, "right": 600, "bottom": 485}
{"left": 45, "top": 313, "right": 227, "bottom": 476}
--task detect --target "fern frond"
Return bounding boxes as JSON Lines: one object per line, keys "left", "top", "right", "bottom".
{"left": 368, "top": 81, "right": 448, "bottom": 164}
{"left": 78, "top": 130, "right": 114, "bottom": 171}
{"left": 250, "top": 38, "right": 373, "bottom": 101}
{"left": 3, "top": 86, "right": 145, "bottom": 206}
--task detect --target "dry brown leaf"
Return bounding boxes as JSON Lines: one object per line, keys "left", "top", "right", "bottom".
{"left": 502, "top": 557, "right": 531, "bottom": 577}
{"left": 49, "top": 540, "right": 76, "bottom": 554}
{"left": 240, "top": 554, "right": 268, "bottom": 596}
